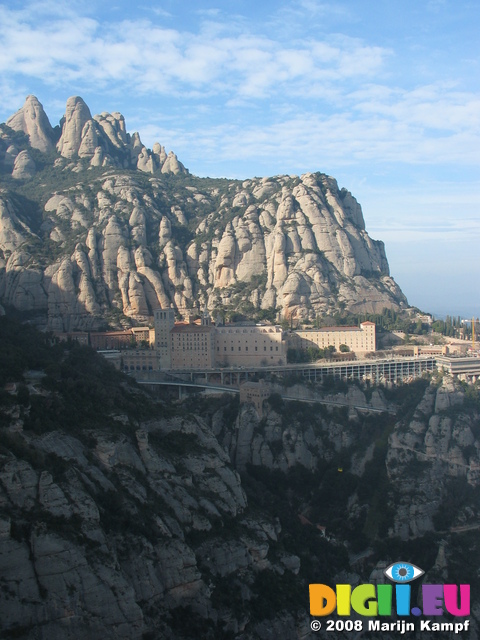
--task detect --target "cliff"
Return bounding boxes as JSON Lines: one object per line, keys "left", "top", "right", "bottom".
{"left": 1, "top": 319, "right": 479, "bottom": 638}
{"left": 0, "top": 96, "right": 407, "bottom": 330}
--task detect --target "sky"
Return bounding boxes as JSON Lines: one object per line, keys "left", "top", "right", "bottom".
{"left": 1, "top": 0, "right": 479, "bottom": 318}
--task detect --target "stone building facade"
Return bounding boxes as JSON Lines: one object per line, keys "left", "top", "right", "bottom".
{"left": 121, "top": 349, "right": 159, "bottom": 373}
{"left": 239, "top": 381, "right": 272, "bottom": 417}
{"left": 287, "top": 321, "right": 376, "bottom": 355}
{"left": 154, "top": 308, "right": 175, "bottom": 369}
{"left": 215, "top": 325, "right": 286, "bottom": 367}
{"left": 170, "top": 324, "right": 215, "bottom": 370}
{"left": 80, "top": 311, "right": 377, "bottom": 373}
{"left": 89, "top": 331, "right": 134, "bottom": 350}
{"left": 96, "top": 311, "right": 377, "bottom": 372}
{"left": 131, "top": 327, "right": 155, "bottom": 346}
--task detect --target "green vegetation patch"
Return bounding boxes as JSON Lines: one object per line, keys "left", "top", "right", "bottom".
{"left": 0, "top": 316, "right": 162, "bottom": 440}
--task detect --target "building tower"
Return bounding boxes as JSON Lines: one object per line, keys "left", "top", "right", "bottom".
{"left": 201, "top": 307, "right": 212, "bottom": 326}
{"left": 154, "top": 308, "right": 175, "bottom": 369}
{"left": 360, "top": 321, "right": 376, "bottom": 352}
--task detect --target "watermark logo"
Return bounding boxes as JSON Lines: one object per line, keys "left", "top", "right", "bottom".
{"left": 309, "top": 561, "right": 471, "bottom": 634}
{"left": 384, "top": 561, "right": 424, "bottom": 583}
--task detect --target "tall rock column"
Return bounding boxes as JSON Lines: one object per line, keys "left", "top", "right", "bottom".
{"left": 57, "top": 97, "right": 93, "bottom": 158}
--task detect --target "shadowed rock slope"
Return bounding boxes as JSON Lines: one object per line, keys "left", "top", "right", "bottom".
{"left": 0, "top": 96, "right": 406, "bottom": 329}
{"left": 1, "top": 318, "right": 479, "bottom": 639}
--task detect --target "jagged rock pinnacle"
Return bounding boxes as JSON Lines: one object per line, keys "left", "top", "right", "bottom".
{"left": 6, "top": 95, "right": 55, "bottom": 153}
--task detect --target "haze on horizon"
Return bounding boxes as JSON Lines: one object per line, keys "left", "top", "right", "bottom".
{"left": 1, "top": 0, "right": 479, "bottom": 319}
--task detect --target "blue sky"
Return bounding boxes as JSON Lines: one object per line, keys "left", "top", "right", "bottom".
{"left": 1, "top": 0, "right": 479, "bottom": 318}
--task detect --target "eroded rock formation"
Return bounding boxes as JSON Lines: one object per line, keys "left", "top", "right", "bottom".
{"left": 1, "top": 96, "right": 406, "bottom": 329}
{"left": 1, "top": 371, "right": 479, "bottom": 638}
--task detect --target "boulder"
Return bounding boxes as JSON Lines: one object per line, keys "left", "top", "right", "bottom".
{"left": 12, "top": 150, "right": 36, "bottom": 179}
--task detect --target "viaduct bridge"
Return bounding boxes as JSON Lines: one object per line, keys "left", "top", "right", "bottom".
{"left": 135, "top": 354, "right": 437, "bottom": 387}
{"left": 134, "top": 355, "right": 438, "bottom": 413}
{"left": 136, "top": 379, "right": 396, "bottom": 414}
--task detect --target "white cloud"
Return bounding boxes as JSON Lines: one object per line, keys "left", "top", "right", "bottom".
{"left": 0, "top": 5, "right": 389, "bottom": 101}
{"left": 166, "top": 110, "right": 480, "bottom": 170}
{"left": 285, "top": 0, "right": 354, "bottom": 21}
{"left": 1, "top": 2, "right": 479, "bottom": 177}
{"left": 351, "top": 83, "right": 480, "bottom": 132}
{"left": 0, "top": 80, "right": 31, "bottom": 115}
{"left": 1, "top": 1, "right": 477, "bottom": 318}
{"left": 374, "top": 219, "right": 480, "bottom": 243}
{"left": 196, "top": 8, "right": 222, "bottom": 18}
{"left": 361, "top": 181, "right": 480, "bottom": 249}
{"left": 150, "top": 7, "right": 172, "bottom": 19}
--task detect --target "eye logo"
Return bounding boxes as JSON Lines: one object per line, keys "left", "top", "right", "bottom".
{"left": 384, "top": 562, "right": 424, "bottom": 583}
{"left": 310, "top": 560, "right": 470, "bottom": 619}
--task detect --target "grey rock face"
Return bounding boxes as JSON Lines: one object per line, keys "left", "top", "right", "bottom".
{"left": 57, "top": 96, "right": 93, "bottom": 159}
{"left": 0, "top": 196, "right": 32, "bottom": 253}
{"left": 215, "top": 385, "right": 393, "bottom": 474}
{"left": 0, "top": 367, "right": 479, "bottom": 639}
{"left": 219, "top": 376, "right": 480, "bottom": 545}
{"left": 6, "top": 95, "right": 55, "bottom": 153}
{"left": 3, "top": 144, "right": 20, "bottom": 168}
{"left": 386, "top": 379, "right": 480, "bottom": 539}
{"left": 0, "top": 405, "right": 309, "bottom": 638}
{"left": 0, "top": 96, "right": 405, "bottom": 328}
{"left": 0, "top": 171, "right": 406, "bottom": 328}
{"left": 12, "top": 150, "right": 36, "bottom": 179}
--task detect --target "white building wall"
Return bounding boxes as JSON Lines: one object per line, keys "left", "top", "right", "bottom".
{"left": 288, "top": 322, "right": 376, "bottom": 354}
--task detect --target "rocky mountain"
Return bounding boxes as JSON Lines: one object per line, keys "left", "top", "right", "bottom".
{"left": 1, "top": 320, "right": 479, "bottom": 638}
{"left": 0, "top": 96, "right": 406, "bottom": 330}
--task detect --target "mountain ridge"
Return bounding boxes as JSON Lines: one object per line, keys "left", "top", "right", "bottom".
{"left": 0, "top": 95, "right": 407, "bottom": 330}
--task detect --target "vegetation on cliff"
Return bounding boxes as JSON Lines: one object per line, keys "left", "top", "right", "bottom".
{"left": 1, "top": 318, "right": 479, "bottom": 639}
{"left": 1, "top": 96, "right": 407, "bottom": 332}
